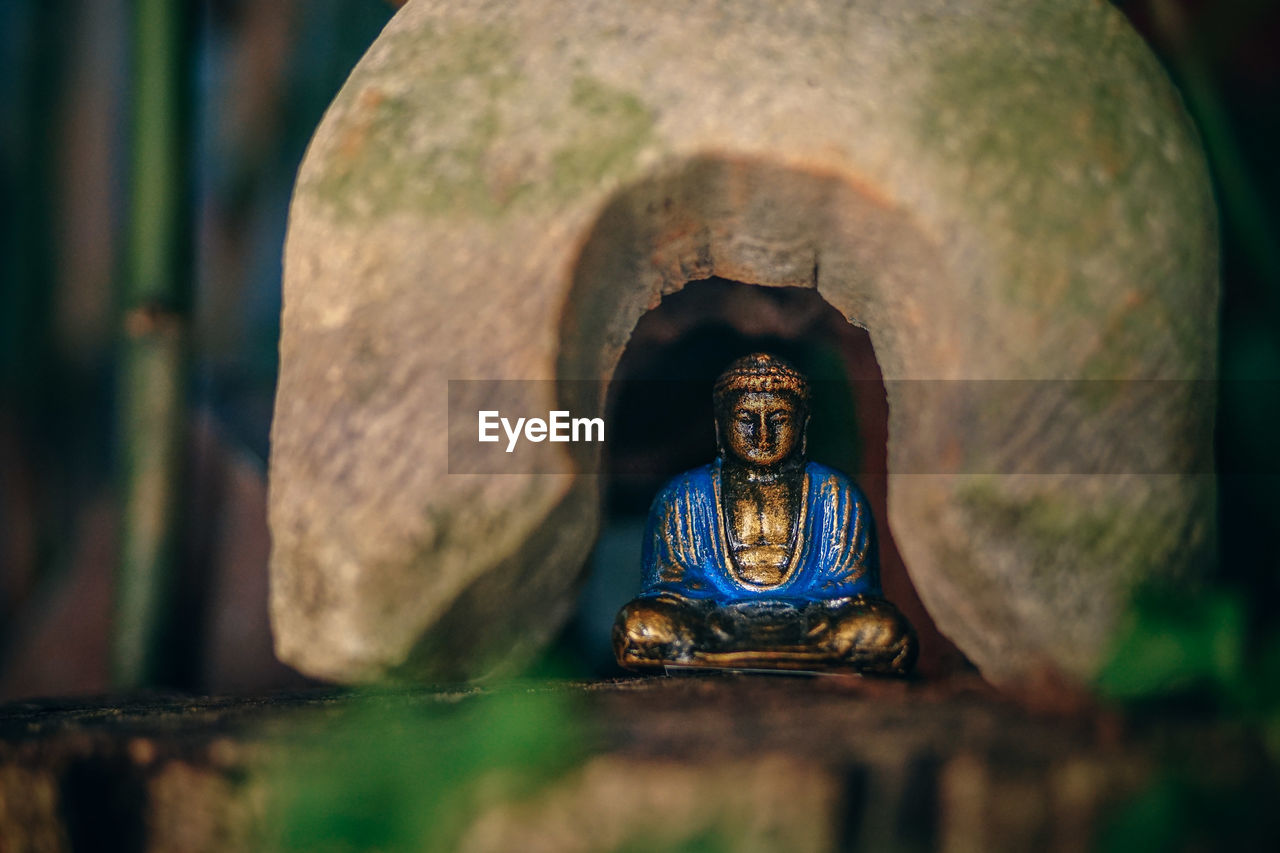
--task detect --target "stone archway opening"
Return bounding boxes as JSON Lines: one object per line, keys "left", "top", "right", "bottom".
{"left": 563, "top": 276, "right": 966, "bottom": 677}
{"left": 269, "top": 2, "right": 1215, "bottom": 688}
{"left": 553, "top": 155, "right": 971, "bottom": 676}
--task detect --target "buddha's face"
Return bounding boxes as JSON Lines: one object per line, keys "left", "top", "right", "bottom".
{"left": 721, "top": 391, "right": 805, "bottom": 466}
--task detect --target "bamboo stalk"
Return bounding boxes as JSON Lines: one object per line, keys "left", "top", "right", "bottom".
{"left": 112, "top": 0, "right": 193, "bottom": 688}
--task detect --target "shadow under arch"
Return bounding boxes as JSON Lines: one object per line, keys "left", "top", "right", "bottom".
{"left": 556, "top": 155, "right": 968, "bottom": 675}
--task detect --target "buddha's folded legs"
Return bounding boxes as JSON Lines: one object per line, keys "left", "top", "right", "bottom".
{"left": 612, "top": 594, "right": 705, "bottom": 670}
{"left": 822, "top": 595, "right": 919, "bottom": 675}
{"left": 612, "top": 593, "right": 917, "bottom": 675}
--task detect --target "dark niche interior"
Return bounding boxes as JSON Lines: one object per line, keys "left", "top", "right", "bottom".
{"left": 560, "top": 277, "right": 969, "bottom": 678}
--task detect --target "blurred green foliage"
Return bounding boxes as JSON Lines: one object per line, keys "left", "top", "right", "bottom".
{"left": 262, "top": 680, "right": 744, "bottom": 852}
{"left": 1098, "top": 588, "right": 1248, "bottom": 707}
{"left": 265, "top": 686, "right": 588, "bottom": 852}
{"left": 1096, "top": 584, "right": 1280, "bottom": 850}
{"left": 1099, "top": 772, "right": 1280, "bottom": 853}
{"left": 1099, "top": 585, "right": 1280, "bottom": 757}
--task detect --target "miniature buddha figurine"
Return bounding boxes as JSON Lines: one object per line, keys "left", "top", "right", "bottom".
{"left": 613, "top": 353, "right": 918, "bottom": 675}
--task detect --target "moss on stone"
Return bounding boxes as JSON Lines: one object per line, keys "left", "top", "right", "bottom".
{"left": 301, "top": 23, "right": 521, "bottom": 219}
{"left": 913, "top": 1, "right": 1210, "bottom": 377}
{"left": 551, "top": 77, "right": 655, "bottom": 196}
{"left": 917, "top": 6, "right": 1136, "bottom": 299}
{"left": 302, "top": 25, "right": 654, "bottom": 222}
{"left": 957, "top": 477, "right": 1175, "bottom": 591}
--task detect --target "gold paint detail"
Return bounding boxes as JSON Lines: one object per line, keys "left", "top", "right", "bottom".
{"left": 613, "top": 595, "right": 918, "bottom": 676}
{"left": 714, "top": 463, "right": 809, "bottom": 591}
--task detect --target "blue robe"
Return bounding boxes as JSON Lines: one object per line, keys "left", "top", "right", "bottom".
{"left": 639, "top": 459, "right": 882, "bottom": 602}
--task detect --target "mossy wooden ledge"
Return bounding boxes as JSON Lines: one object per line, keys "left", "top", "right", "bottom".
{"left": 0, "top": 680, "right": 1269, "bottom": 851}
{"left": 270, "top": 0, "right": 1218, "bottom": 685}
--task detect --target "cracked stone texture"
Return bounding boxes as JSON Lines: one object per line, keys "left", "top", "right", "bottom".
{"left": 270, "top": 0, "right": 1218, "bottom": 684}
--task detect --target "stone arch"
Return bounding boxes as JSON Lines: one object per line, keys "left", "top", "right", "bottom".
{"left": 269, "top": 0, "right": 1217, "bottom": 687}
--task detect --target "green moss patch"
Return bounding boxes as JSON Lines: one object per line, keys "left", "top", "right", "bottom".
{"left": 301, "top": 22, "right": 654, "bottom": 222}
{"left": 956, "top": 476, "right": 1176, "bottom": 588}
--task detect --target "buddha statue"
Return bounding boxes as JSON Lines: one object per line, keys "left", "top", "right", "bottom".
{"left": 613, "top": 353, "right": 918, "bottom": 675}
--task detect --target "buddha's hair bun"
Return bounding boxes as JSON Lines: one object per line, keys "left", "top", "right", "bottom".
{"left": 713, "top": 352, "right": 810, "bottom": 408}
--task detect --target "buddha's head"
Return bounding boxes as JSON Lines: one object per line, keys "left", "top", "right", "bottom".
{"left": 713, "top": 353, "right": 810, "bottom": 467}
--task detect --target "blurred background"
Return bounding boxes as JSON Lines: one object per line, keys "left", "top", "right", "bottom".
{"left": 0, "top": 0, "right": 1276, "bottom": 701}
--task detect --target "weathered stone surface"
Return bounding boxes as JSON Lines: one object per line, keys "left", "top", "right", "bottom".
{"left": 271, "top": 0, "right": 1217, "bottom": 683}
